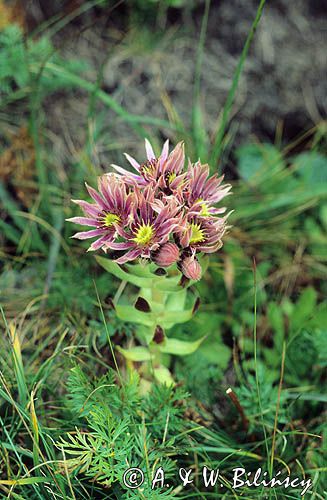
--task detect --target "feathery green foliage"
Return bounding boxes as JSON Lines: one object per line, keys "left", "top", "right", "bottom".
{"left": 59, "top": 366, "right": 190, "bottom": 496}
{"left": 0, "top": 24, "right": 87, "bottom": 100}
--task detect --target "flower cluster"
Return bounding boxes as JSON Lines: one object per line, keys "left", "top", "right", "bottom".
{"left": 68, "top": 140, "right": 231, "bottom": 280}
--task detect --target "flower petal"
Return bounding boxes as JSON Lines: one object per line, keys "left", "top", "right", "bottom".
{"left": 72, "top": 229, "right": 104, "bottom": 240}
{"left": 87, "top": 235, "right": 111, "bottom": 252}
{"left": 160, "top": 139, "right": 169, "bottom": 165}
{"left": 66, "top": 216, "right": 98, "bottom": 227}
{"left": 85, "top": 183, "right": 106, "bottom": 209}
{"left": 107, "top": 241, "right": 134, "bottom": 250}
{"left": 72, "top": 199, "right": 99, "bottom": 217}
{"left": 124, "top": 153, "right": 140, "bottom": 171}
{"left": 145, "top": 138, "right": 155, "bottom": 160}
{"left": 112, "top": 166, "right": 141, "bottom": 182}
{"left": 115, "top": 248, "right": 142, "bottom": 264}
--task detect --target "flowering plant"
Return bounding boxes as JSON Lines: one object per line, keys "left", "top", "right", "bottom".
{"left": 68, "top": 140, "right": 231, "bottom": 384}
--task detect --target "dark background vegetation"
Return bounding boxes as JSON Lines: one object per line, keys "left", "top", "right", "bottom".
{"left": 0, "top": 1, "right": 326, "bottom": 498}
{"left": 17, "top": 0, "right": 327, "bottom": 161}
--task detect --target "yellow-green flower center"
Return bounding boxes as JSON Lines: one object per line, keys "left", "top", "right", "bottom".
{"left": 133, "top": 223, "right": 154, "bottom": 246}
{"left": 101, "top": 212, "right": 120, "bottom": 228}
{"left": 140, "top": 159, "right": 157, "bottom": 178}
{"left": 197, "top": 198, "right": 210, "bottom": 217}
{"left": 168, "top": 171, "right": 177, "bottom": 184}
{"left": 189, "top": 222, "right": 205, "bottom": 244}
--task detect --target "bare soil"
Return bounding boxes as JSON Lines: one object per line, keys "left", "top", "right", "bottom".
{"left": 23, "top": 0, "right": 327, "bottom": 165}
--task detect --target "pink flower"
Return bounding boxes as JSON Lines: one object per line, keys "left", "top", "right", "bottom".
{"left": 67, "top": 174, "right": 133, "bottom": 251}
{"left": 178, "top": 215, "right": 227, "bottom": 254}
{"left": 112, "top": 139, "right": 186, "bottom": 194}
{"left": 106, "top": 186, "right": 182, "bottom": 264}
{"left": 69, "top": 138, "right": 232, "bottom": 273}
{"left": 184, "top": 162, "right": 231, "bottom": 217}
{"left": 111, "top": 139, "right": 167, "bottom": 185}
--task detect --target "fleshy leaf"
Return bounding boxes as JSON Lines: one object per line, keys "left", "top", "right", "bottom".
{"left": 165, "top": 289, "right": 187, "bottom": 312}
{"left": 117, "top": 346, "right": 153, "bottom": 362}
{"left": 153, "top": 365, "right": 175, "bottom": 385}
{"left": 158, "top": 335, "right": 206, "bottom": 355}
{"left": 159, "top": 307, "right": 196, "bottom": 327}
{"left": 115, "top": 305, "right": 155, "bottom": 327}
{"left": 96, "top": 256, "right": 153, "bottom": 288}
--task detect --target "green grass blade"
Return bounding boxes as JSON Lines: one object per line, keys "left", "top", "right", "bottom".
{"left": 210, "top": 0, "right": 266, "bottom": 168}
{"left": 192, "top": 0, "right": 211, "bottom": 160}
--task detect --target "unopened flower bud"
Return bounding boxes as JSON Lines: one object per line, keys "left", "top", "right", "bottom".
{"left": 152, "top": 242, "right": 180, "bottom": 267}
{"left": 181, "top": 256, "right": 202, "bottom": 281}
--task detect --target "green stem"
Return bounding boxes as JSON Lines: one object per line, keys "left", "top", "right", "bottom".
{"left": 151, "top": 286, "right": 167, "bottom": 307}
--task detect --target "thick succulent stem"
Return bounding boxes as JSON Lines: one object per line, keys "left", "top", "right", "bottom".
{"left": 96, "top": 257, "right": 205, "bottom": 383}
